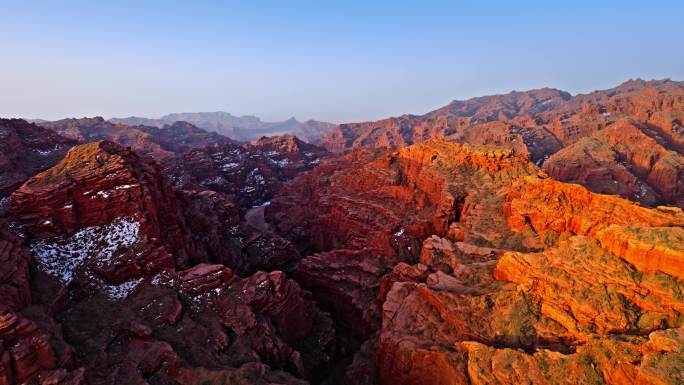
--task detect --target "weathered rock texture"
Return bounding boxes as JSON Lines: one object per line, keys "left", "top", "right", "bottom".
{"left": 163, "top": 134, "right": 328, "bottom": 209}
{"left": 36, "top": 117, "right": 328, "bottom": 211}
{"left": 38, "top": 117, "right": 235, "bottom": 160}
{"left": 267, "top": 138, "right": 684, "bottom": 385}
{"left": 1, "top": 140, "right": 334, "bottom": 384}
{"left": 0, "top": 119, "right": 76, "bottom": 199}
{"left": 322, "top": 79, "right": 684, "bottom": 208}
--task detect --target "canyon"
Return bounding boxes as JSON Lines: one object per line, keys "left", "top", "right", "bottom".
{"left": 0, "top": 79, "right": 683, "bottom": 384}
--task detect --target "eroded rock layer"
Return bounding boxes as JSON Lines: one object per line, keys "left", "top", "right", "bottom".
{"left": 266, "top": 138, "right": 684, "bottom": 385}
{"left": 163, "top": 134, "right": 328, "bottom": 209}
{"left": 0, "top": 140, "right": 334, "bottom": 384}
{"left": 0, "top": 119, "right": 76, "bottom": 199}
{"left": 322, "top": 79, "right": 684, "bottom": 208}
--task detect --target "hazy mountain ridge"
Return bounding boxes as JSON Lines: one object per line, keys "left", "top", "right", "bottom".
{"left": 321, "top": 78, "right": 684, "bottom": 208}
{"left": 110, "top": 112, "right": 335, "bottom": 143}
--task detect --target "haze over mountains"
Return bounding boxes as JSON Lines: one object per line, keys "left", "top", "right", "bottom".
{"left": 110, "top": 112, "right": 335, "bottom": 143}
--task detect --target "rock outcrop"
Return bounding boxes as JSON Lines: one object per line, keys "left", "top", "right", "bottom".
{"left": 1, "top": 140, "right": 335, "bottom": 384}
{"left": 0, "top": 119, "right": 76, "bottom": 199}
{"left": 543, "top": 120, "right": 684, "bottom": 207}
{"left": 265, "top": 138, "right": 684, "bottom": 384}
{"left": 0, "top": 228, "right": 85, "bottom": 385}
{"left": 38, "top": 117, "right": 234, "bottom": 160}
{"left": 321, "top": 79, "right": 684, "bottom": 209}
{"left": 3, "top": 78, "right": 684, "bottom": 385}
{"left": 163, "top": 134, "right": 328, "bottom": 209}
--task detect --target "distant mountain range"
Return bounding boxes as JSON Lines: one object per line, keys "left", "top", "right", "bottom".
{"left": 317, "top": 78, "right": 684, "bottom": 209}
{"left": 110, "top": 112, "right": 335, "bottom": 143}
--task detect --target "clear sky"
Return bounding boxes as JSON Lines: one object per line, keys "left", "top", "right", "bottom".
{"left": 1, "top": 0, "right": 683, "bottom": 123}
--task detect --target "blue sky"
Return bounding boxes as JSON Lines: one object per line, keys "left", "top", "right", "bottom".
{"left": 1, "top": 0, "right": 683, "bottom": 122}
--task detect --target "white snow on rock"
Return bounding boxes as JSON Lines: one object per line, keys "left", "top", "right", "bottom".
{"left": 633, "top": 182, "right": 649, "bottom": 200}
{"left": 35, "top": 144, "right": 61, "bottom": 156}
{"left": 102, "top": 277, "right": 144, "bottom": 299}
{"left": 30, "top": 217, "right": 141, "bottom": 283}
{"left": 200, "top": 176, "right": 228, "bottom": 186}
{"left": 221, "top": 162, "right": 239, "bottom": 171}
{"left": 115, "top": 184, "right": 137, "bottom": 190}
{"left": 394, "top": 228, "right": 405, "bottom": 237}
{"left": 269, "top": 158, "right": 291, "bottom": 167}
{"left": 248, "top": 168, "right": 265, "bottom": 185}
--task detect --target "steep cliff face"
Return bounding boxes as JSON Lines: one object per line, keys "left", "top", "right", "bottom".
{"left": 0, "top": 119, "right": 76, "bottom": 199}
{"left": 0, "top": 228, "right": 86, "bottom": 385}
{"left": 264, "top": 138, "right": 684, "bottom": 385}
{"left": 3, "top": 78, "right": 684, "bottom": 385}
{"left": 543, "top": 120, "right": 684, "bottom": 207}
{"left": 321, "top": 79, "right": 684, "bottom": 209}
{"left": 1, "top": 140, "right": 335, "bottom": 384}
{"left": 163, "top": 135, "right": 328, "bottom": 209}
{"left": 8, "top": 141, "right": 195, "bottom": 267}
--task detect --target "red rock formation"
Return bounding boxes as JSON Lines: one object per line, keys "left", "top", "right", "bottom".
{"left": 321, "top": 79, "right": 684, "bottom": 209}
{"left": 8, "top": 141, "right": 196, "bottom": 267}
{"left": 0, "top": 119, "right": 76, "bottom": 199}
{"left": 163, "top": 134, "right": 328, "bottom": 209}
{"left": 0, "top": 228, "right": 31, "bottom": 311}
{"left": 264, "top": 138, "right": 684, "bottom": 384}
{"left": 504, "top": 175, "right": 684, "bottom": 237}
{"left": 37, "top": 117, "right": 328, "bottom": 210}
{"left": 38, "top": 117, "right": 234, "bottom": 160}
{"left": 544, "top": 120, "right": 684, "bottom": 207}
{"left": 1, "top": 139, "right": 334, "bottom": 384}
{"left": 3, "top": 78, "right": 684, "bottom": 384}
{"left": 0, "top": 229, "right": 85, "bottom": 385}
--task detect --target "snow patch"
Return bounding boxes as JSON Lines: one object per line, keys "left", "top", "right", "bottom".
{"left": 102, "top": 277, "right": 143, "bottom": 300}
{"left": 35, "top": 144, "right": 61, "bottom": 156}
{"left": 248, "top": 168, "right": 265, "bottom": 185}
{"left": 268, "top": 158, "right": 291, "bottom": 167}
{"left": 200, "top": 176, "right": 228, "bottom": 186}
{"left": 634, "top": 183, "right": 649, "bottom": 200}
{"left": 30, "top": 218, "right": 141, "bottom": 283}
{"left": 221, "top": 163, "right": 240, "bottom": 171}
{"left": 115, "top": 184, "right": 137, "bottom": 190}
